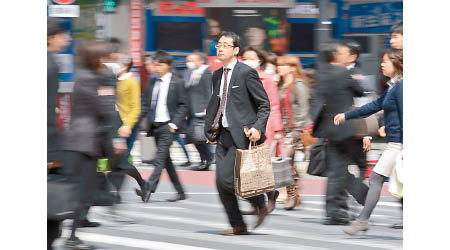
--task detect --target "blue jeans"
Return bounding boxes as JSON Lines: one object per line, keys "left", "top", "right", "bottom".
{"left": 175, "top": 134, "right": 190, "bottom": 161}
{"left": 126, "top": 124, "right": 139, "bottom": 157}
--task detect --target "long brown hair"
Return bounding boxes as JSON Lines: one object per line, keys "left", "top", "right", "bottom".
{"left": 276, "top": 55, "right": 311, "bottom": 88}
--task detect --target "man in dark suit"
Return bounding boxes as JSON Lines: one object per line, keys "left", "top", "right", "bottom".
{"left": 139, "top": 50, "right": 188, "bottom": 202}
{"left": 204, "top": 31, "right": 270, "bottom": 235}
{"left": 309, "top": 40, "right": 369, "bottom": 225}
{"left": 184, "top": 52, "right": 214, "bottom": 171}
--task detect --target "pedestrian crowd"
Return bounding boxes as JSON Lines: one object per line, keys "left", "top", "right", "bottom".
{"left": 47, "top": 16, "right": 403, "bottom": 249}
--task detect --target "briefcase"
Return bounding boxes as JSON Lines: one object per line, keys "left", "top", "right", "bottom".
{"left": 186, "top": 118, "right": 207, "bottom": 144}
{"left": 47, "top": 174, "right": 80, "bottom": 220}
{"left": 234, "top": 142, "right": 275, "bottom": 198}
{"left": 307, "top": 140, "right": 327, "bottom": 177}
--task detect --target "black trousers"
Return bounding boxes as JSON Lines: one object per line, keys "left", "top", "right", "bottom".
{"left": 325, "top": 140, "right": 369, "bottom": 219}
{"left": 63, "top": 151, "right": 98, "bottom": 239}
{"left": 216, "top": 127, "right": 265, "bottom": 228}
{"left": 147, "top": 124, "right": 184, "bottom": 194}
{"left": 337, "top": 138, "right": 368, "bottom": 209}
{"left": 194, "top": 143, "right": 213, "bottom": 163}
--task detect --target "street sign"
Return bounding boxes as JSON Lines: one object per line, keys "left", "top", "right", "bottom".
{"left": 49, "top": 5, "right": 80, "bottom": 17}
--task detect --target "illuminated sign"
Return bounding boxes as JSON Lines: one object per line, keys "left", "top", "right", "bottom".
{"left": 159, "top": 1, "right": 206, "bottom": 14}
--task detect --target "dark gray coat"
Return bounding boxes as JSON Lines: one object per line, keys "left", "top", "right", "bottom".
{"left": 63, "top": 67, "right": 122, "bottom": 157}
{"left": 186, "top": 68, "right": 212, "bottom": 116}
{"left": 309, "top": 63, "right": 364, "bottom": 141}
{"left": 47, "top": 52, "right": 61, "bottom": 161}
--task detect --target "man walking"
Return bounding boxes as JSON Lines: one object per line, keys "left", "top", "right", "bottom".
{"left": 185, "top": 52, "right": 214, "bottom": 171}
{"left": 309, "top": 40, "right": 369, "bottom": 225}
{"left": 139, "top": 50, "right": 188, "bottom": 202}
{"left": 204, "top": 31, "right": 270, "bottom": 235}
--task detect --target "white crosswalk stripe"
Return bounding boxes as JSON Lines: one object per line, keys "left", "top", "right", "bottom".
{"left": 54, "top": 182, "right": 402, "bottom": 250}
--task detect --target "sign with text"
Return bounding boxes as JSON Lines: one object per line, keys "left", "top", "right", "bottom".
{"left": 157, "top": 1, "right": 206, "bottom": 16}
{"left": 198, "top": 0, "right": 294, "bottom": 8}
{"left": 347, "top": 2, "right": 402, "bottom": 33}
{"left": 48, "top": 5, "right": 80, "bottom": 17}
{"left": 129, "top": 0, "right": 143, "bottom": 67}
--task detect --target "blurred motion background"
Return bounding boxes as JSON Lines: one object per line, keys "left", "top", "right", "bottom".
{"left": 48, "top": 0, "right": 402, "bottom": 130}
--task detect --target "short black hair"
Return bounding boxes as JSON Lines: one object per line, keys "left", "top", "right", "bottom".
{"left": 319, "top": 40, "right": 341, "bottom": 63}
{"left": 191, "top": 52, "right": 207, "bottom": 64}
{"left": 153, "top": 50, "right": 173, "bottom": 65}
{"left": 47, "top": 17, "right": 68, "bottom": 36}
{"left": 343, "top": 39, "right": 361, "bottom": 61}
{"left": 390, "top": 21, "right": 403, "bottom": 35}
{"left": 218, "top": 31, "right": 241, "bottom": 51}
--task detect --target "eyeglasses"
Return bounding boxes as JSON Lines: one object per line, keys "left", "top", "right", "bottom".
{"left": 215, "top": 44, "right": 235, "bottom": 49}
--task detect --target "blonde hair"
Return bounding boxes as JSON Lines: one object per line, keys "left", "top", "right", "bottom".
{"left": 276, "top": 55, "right": 311, "bottom": 88}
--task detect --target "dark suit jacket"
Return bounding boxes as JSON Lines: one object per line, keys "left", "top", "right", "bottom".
{"left": 309, "top": 63, "right": 364, "bottom": 141}
{"left": 63, "top": 67, "right": 122, "bottom": 157}
{"left": 47, "top": 52, "right": 61, "bottom": 161}
{"left": 204, "top": 61, "right": 270, "bottom": 149}
{"left": 186, "top": 68, "right": 213, "bottom": 116}
{"left": 140, "top": 72, "right": 188, "bottom": 132}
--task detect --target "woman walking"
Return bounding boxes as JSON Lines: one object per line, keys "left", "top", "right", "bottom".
{"left": 276, "top": 55, "right": 312, "bottom": 210}
{"left": 241, "top": 46, "right": 283, "bottom": 213}
{"left": 334, "top": 49, "right": 403, "bottom": 235}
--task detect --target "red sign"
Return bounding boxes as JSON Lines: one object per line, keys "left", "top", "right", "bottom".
{"left": 55, "top": 94, "right": 72, "bottom": 131}
{"left": 129, "top": 0, "right": 143, "bottom": 67}
{"left": 53, "top": 0, "right": 76, "bottom": 4}
{"left": 159, "top": 1, "right": 205, "bottom": 14}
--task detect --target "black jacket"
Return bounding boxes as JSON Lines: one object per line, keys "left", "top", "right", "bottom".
{"left": 309, "top": 63, "right": 364, "bottom": 141}
{"left": 47, "top": 52, "right": 61, "bottom": 161}
{"left": 204, "top": 62, "right": 270, "bottom": 149}
{"left": 63, "top": 67, "right": 122, "bottom": 157}
{"left": 140, "top": 73, "right": 188, "bottom": 132}
{"left": 186, "top": 68, "right": 213, "bottom": 117}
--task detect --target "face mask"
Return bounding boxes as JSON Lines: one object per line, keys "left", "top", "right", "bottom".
{"left": 186, "top": 62, "right": 197, "bottom": 70}
{"left": 103, "top": 63, "right": 122, "bottom": 76}
{"left": 243, "top": 60, "right": 260, "bottom": 69}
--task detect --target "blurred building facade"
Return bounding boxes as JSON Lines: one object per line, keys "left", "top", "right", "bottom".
{"left": 48, "top": 0, "right": 402, "bottom": 126}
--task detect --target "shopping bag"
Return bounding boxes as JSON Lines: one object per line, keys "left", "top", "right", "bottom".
{"left": 234, "top": 142, "right": 275, "bottom": 198}
{"left": 271, "top": 157, "right": 294, "bottom": 188}
{"left": 269, "top": 140, "right": 294, "bottom": 188}
{"left": 97, "top": 155, "right": 134, "bottom": 172}
{"left": 141, "top": 134, "right": 157, "bottom": 162}
{"left": 389, "top": 151, "right": 403, "bottom": 199}
{"left": 307, "top": 140, "right": 327, "bottom": 177}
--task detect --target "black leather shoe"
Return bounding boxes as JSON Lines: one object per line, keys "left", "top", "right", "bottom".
{"left": 80, "top": 219, "right": 100, "bottom": 228}
{"left": 142, "top": 160, "right": 154, "bottom": 165}
{"left": 390, "top": 222, "right": 403, "bottom": 229}
{"left": 166, "top": 193, "right": 186, "bottom": 202}
{"left": 188, "top": 162, "right": 210, "bottom": 171}
{"left": 180, "top": 161, "right": 191, "bottom": 167}
{"left": 253, "top": 206, "right": 268, "bottom": 229}
{"left": 65, "top": 237, "right": 95, "bottom": 250}
{"left": 135, "top": 181, "right": 151, "bottom": 203}
{"left": 322, "top": 217, "right": 350, "bottom": 225}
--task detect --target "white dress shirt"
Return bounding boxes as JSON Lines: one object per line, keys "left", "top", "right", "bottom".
{"left": 187, "top": 64, "right": 209, "bottom": 88}
{"left": 153, "top": 72, "right": 178, "bottom": 129}
{"left": 219, "top": 59, "right": 238, "bottom": 128}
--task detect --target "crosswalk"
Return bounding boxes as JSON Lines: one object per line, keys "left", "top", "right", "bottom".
{"left": 53, "top": 180, "right": 403, "bottom": 250}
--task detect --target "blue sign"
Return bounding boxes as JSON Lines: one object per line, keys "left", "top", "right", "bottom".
{"left": 347, "top": 2, "right": 402, "bottom": 33}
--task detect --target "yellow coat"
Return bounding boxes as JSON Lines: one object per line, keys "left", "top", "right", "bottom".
{"left": 116, "top": 74, "right": 141, "bottom": 128}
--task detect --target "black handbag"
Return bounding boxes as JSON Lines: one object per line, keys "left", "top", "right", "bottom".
{"left": 307, "top": 140, "right": 327, "bottom": 177}
{"left": 186, "top": 117, "right": 207, "bottom": 144}
{"left": 47, "top": 174, "right": 80, "bottom": 220}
